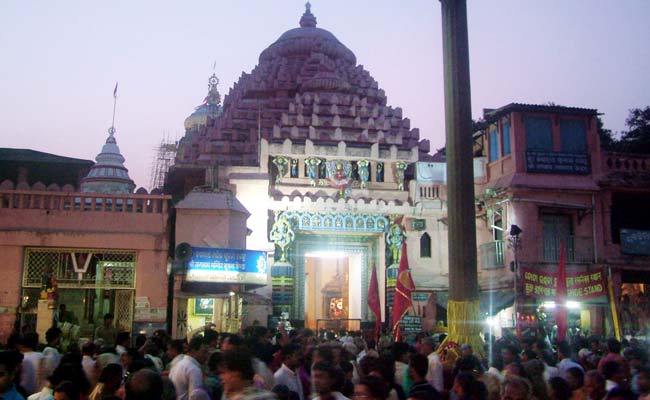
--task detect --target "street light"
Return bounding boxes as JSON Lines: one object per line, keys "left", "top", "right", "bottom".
{"left": 508, "top": 225, "right": 522, "bottom": 337}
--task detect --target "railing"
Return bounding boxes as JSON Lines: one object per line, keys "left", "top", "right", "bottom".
{"left": 419, "top": 184, "right": 441, "bottom": 199}
{"left": 0, "top": 190, "right": 169, "bottom": 214}
{"left": 316, "top": 318, "right": 361, "bottom": 332}
{"left": 479, "top": 240, "right": 505, "bottom": 269}
{"left": 541, "top": 235, "right": 594, "bottom": 263}
{"left": 603, "top": 152, "right": 650, "bottom": 173}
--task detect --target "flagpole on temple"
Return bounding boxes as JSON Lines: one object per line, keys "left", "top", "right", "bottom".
{"left": 438, "top": 0, "right": 484, "bottom": 358}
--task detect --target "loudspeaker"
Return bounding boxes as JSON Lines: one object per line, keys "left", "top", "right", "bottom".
{"left": 175, "top": 242, "right": 193, "bottom": 262}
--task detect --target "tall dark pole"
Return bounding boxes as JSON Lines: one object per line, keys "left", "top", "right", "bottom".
{"left": 440, "top": 0, "right": 482, "bottom": 356}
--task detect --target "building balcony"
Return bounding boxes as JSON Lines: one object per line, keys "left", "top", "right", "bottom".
{"left": 479, "top": 240, "right": 505, "bottom": 269}
{"left": 541, "top": 235, "right": 594, "bottom": 264}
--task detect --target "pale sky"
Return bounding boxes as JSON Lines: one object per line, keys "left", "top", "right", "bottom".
{"left": 1, "top": 1, "right": 649, "bottom": 189}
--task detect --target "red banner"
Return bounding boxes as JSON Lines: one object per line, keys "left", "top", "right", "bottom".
{"left": 521, "top": 267, "right": 606, "bottom": 299}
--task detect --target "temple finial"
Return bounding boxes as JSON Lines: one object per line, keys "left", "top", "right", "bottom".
{"left": 300, "top": 1, "right": 317, "bottom": 27}
{"left": 108, "top": 82, "right": 118, "bottom": 142}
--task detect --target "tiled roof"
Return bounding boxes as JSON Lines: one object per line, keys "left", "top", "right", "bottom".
{"left": 483, "top": 103, "right": 599, "bottom": 122}
{"left": 0, "top": 148, "right": 94, "bottom": 165}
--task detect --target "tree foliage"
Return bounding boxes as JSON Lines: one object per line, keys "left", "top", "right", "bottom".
{"left": 619, "top": 106, "right": 650, "bottom": 154}
{"left": 597, "top": 117, "right": 617, "bottom": 151}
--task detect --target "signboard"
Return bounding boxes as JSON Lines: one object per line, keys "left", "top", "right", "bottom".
{"left": 620, "top": 229, "right": 650, "bottom": 256}
{"left": 525, "top": 151, "right": 590, "bottom": 174}
{"left": 521, "top": 267, "right": 606, "bottom": 299}
{"left": 411, "top": 219, "right": 426, "bottom": 231}
{"left": 186, "top": 247, "right": 268, "bottom": 285}
{"left": 401, "top": 315, "right": 423, "bottom": 333}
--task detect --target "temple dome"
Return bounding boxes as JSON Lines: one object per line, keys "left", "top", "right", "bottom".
{"left": 259, "top": 3, "right": 356, "bottom": 66}
{"left": 81, "top": 127, "right": 135, "bottom": 194}
{"left": 184, "top": 73, "right": 223, "bottom": 131}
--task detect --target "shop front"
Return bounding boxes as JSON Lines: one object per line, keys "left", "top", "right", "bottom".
{"left": 20, "top": 247, "right": 136, "bottom": 345}
{"left": 172, "top": 246, "right": 269, "bottom": 338}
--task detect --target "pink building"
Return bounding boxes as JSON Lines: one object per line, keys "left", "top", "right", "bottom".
{"left": 0, "top": 130, "right": 170, "bottom": 344}
{"left": 475, "top": 103, "right": 650, "bottom": 337}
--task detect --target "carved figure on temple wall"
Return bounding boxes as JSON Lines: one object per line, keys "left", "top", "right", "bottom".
{"left": 324, "top": 160, "right": 353, "bottom": 198}
{"left": 395, "top": 161, "right": 408, "bottom": 190}
{"left": 357, "top": 159, "right": 370, "bottom": 188}
{"left": 387, "top": 221, "right": 405, "bottom": 265}
{"left": 270, "top": 214, "right": 295, "bottom": 262}
{"left": 305, "top": 157, "right": 321, "bottom": 186}
{"left": 273, "top": 156, "right": 289, "bottom": 184}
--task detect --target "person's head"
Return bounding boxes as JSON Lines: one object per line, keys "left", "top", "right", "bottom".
{"left": 312, "top": 361, "right": 342, "bottom": 395}
{"left": 501, "top": 345, "right": 519, "bottom": 366}
{"left": 392, "top": 342, "right": 410, "bottom": 363}
{"left": 82, "top": 341, "right": 96, "bottom": 356}
{"left": 418, "top": 336, "right": 436, "bottom": 356}
{"left": 116, "top": 332, "right": 130, "bottom": 347}
{"left": 408, "top": 353, "right": 428, "bottom": 381}
{"left": 368, "top": 357, "right": 396, "bottom": 385}
{"left": 0, "top": 351, "right": 23, "bottom": 393}
{"left": 103, "top": 313, "right": 114, "bottom": 327}
{"left": 556, "top": 341, "right": 571, "bottom": 360}
{"left": 548, "top": 376, "right": 572, "bottom": 400}
{"left": 353, "top": 376, "right": 387, "bottom": 400}
{"left": 121, "top": 348, "right": 140, "bottom": 369}
{"left": 566, "top": 367, "right": 584, "bottom": 391}
{"left": 503, "top": 362, "right": 526, "bottom": 378}
{"left": 281, "top": 343, "right": 301, "bottom": 369}
{"left": 53, "top": 381, "right": 80, "bottom": 400}
{"left": 607, "top": 338, "right": 622, "bottom": 354}
{"left": 188, "top": 336, "right": 208, "bottom": 364}
{"left": 500, "top": 375, "right": 532, "bottom": 400}
{"left": 59, "top": 304, "right": 67, "bottom": 313}
{"left": 125, "top": 368, "right": 163, "bottom": 400}
{"left": 207, "top": 351, "right": 223, "bottom": 374}
{"left": 452, "top": 371, "right": 478, "bottom": 398}
{"left": 340, "top": 360, "right": 354, "bottom": 381}
{"left": 313, "top": 345, "right": 334, "bottom": 365}
{"left": 220, "top": 334, "right": 243, "bottom": 352}
{"left": 459, "top": 343, "right": 473, "bottom": 358}
{"left": 584, "top": 370, "right": 606, "bottom": 400}
{"left": 167, "top": 339, "right": 185, "bottom": 359}
{"left": 204, "top": 329, "right": 219, "bottom": 348}
{"left": 520, "top": 349, "right": 537, "bottom": 363}
{"left": 602, "top": 360, "right": 627, "bottom": 386}
{"left": 219, "top": 350, "right": 255, "bottom": 395}
{"left": 18, "top": 332, "right": 39, "bottom": 351}
{"left": 98, "top": 363, "right": 124, "bottom": 391}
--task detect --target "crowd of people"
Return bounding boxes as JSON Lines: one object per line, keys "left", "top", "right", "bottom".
{"left": 1, "top": 315, "right": 650, "bottom": 400}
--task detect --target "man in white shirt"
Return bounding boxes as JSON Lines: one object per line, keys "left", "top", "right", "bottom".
{"left": 556, "top": 341, "right": 584, "bottom": 380}
{"left": 81, "top": 341, "right": 98, "bottom": 387}
{"left": 18, "top": 332, "right": 43, "bottom": 395}
{"left": 274, "top": 344, "right": 304, "bottom": 400}
{"left": 169, "top": 336, "right": 208, "bottom": 400}
{"left": 418, "top": 336, "right": 444, "bottom": 393}
{"left": 42, "top": 328, "right": 62, "bottom": 382}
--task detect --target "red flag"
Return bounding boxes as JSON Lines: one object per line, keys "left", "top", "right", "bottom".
{"left": 392, "top": 242, "right": 415, "bottom": 341}
{"left": 368, "top": 265, "right": 382, "bottom": 339}
{"left": 555, "top": 241, "right": 568, "bottom": 342}
{"left": 113, "top": 82, "right": 118, "bottom": 98}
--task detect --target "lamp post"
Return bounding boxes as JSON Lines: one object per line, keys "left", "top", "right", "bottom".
{"left": 508, "top": 224, "right": 522, "bottom": 337}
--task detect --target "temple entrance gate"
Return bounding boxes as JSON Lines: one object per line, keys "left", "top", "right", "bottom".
{"left": 270, "top": 211, "right": 390, "bottom": 328}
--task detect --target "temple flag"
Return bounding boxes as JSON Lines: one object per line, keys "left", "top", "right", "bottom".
{"left": 392, "top": 241, "right": 415, "bottom": 341}
{"left": 555, "top": 241, "right": 568, "bottom": 342}
{"left": 113, "top": 82, "right": 118, "bottom": 98}
{"left": 368, "top": 264, "right": 382, "bottom": 338}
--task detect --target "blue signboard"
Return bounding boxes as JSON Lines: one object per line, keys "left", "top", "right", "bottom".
{"left": 620, "top": 229, "right": 650, "bottom": 256}
{"left": 186, "top": 247, "right": 268, "bottom": 285}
